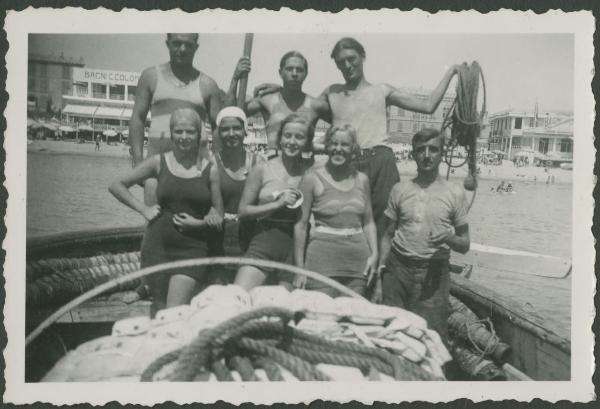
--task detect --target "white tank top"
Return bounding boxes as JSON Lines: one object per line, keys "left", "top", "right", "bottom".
{"left": 149, "top": 64, "right": 206, "bottom": 140}
{"left": 327, "top": 84, "right": 388, "bottom": 149}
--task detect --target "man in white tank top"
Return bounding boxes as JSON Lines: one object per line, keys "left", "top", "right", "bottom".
{"left": 321, "top": 38, "right": 459, "bottom": 238}
{"left": 129, "top": 33, "right": 222, "bottom": 205}
{"left": 225, "top": 51, "right": 329, "bottom": 158}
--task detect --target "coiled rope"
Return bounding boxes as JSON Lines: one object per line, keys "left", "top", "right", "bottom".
{"left": 441, "top": 61, "right": 486, "bottom": 212}
{"left": 26, "top": 257, "right": 367, "bottom": 346}
{"left": 141, "top": 306, "right": 436, "bottom": 382}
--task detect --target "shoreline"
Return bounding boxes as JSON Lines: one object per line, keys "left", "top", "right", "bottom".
{"left": 28, "top": 139, "right": 573, "bottom": 185}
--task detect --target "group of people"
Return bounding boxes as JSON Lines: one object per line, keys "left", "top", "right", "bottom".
{"left": 109, "top": 33, "right": 471, "bottom": 341}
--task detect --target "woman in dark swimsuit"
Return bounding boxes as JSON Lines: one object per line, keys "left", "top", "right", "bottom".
{"left": 110, "top": 108, "right": 224, "bottom": 312}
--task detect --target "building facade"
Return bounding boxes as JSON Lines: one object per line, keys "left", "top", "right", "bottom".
{"left": 386, "top": 88, "right": 456, "bottom": 144}
{"left": 28, "top": 53, "right": 85, "bottom": 118}
{"left": 61, "top": 67, "right": 146, "bottom": 134}
{"left": 488, "top": 109, "right": 571, "bottom": 160}
{"left": 521, "top": 118, "right": 573, "bottom": 165}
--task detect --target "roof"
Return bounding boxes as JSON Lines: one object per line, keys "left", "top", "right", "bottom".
{"left": 522, "top": 117, "right": 573, "bottom": 137}
{"left": 29, "top": 52, "right": 85, "bottom": 67}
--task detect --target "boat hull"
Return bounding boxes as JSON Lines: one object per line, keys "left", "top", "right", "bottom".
{"left": 25, "top": 227, "right": 571, "bottom": 381}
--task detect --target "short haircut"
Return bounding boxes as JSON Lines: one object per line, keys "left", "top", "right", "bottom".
{"left": 279, "top": 51, "right": 308, "bottom": 72}
{"left": 277, "top": 113, "right": 314, "bottom": 152}
{"left": 324, "top": 124, "right": 359, "bottom": 151}
{"left": 330, "top": 37, "right": 366, "bottom": 60}
{"left": 412, "top": 128, "right": 444, "bottom": 150}
{"left": 166, "top": 33, "right": 199, "bottom": 42}
{"left": 169, "top": 108, "right": 203, "bottom": 137}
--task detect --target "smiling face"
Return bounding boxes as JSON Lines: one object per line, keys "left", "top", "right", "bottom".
{"left": 166, "top": 34, "right": 198, "bottom": 67}
{"left": 218, "top": 116, "right": 245, "bottom": 149}
{"left": 326, "top": 130, "right": 354, "bottom": 167}
{"left": 171, "top": 117, "right": 200, "bottom": 154}
{"left": 279, "top": 122, "right": 309, "bottom": 158}
{"left": 279, "top": 56, "right": 307, "bottom": 91}
{"left": 334, "top": 48, "right": 364, "bottom": 83}
{"left": 413, "top": 135, "right": 444, "bottom": 174}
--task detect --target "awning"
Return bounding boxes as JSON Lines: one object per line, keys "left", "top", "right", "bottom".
{"left": 121, "top": 108, "right": 133, "bottom": 119}
{"left": 63, "top": 104, "right": 98, "bottom": 116}
{"left": 103, "top": 129, "right": 117, "bottom": 137}
{"left": 95, "top": 106, "right": 125, "bottom": 119}
{"left": 59, "top": 125, "right": 75, "bottom": 132}
{"left": 27, "top": 118, "right": 39, "bottom": 128}
{"left": 78, "top": 124, "right": 94, "bottom": 131}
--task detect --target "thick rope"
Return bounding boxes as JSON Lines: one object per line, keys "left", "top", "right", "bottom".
{"left": 211, "top": 360, "right": 234, "bottom": 381}
{"left": 236, "top": 337, "right": 330, "bottom": 381}
{"left": 26, "top": 257, "right": 366, "bottom": 346}
{"left": 252, "top": 356, "right": 284, "bottom": 381}
{"left": 227, "top": 356, "right": 259, "bottom": 381}
{"left": 140, "top": 347, "right": 183, "bottom": 382}
{"left": 466, "top": 318, "right": 500, "bottom": 360}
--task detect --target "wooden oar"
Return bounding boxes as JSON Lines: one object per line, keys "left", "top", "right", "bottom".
{"left": 452, "top": 243, "right": 572, "bottom": 279}
{"left": 237, "top": 33, "right": 254, "bottom": 109}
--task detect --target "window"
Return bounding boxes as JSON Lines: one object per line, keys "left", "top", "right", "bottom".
{"left": 92, "top": 83, "right": 107, "bottom": 99}
{"left": 413, "top": 122, "right": 418, "bottom": 131}
{"left": 74, "top": 82, "right": 88, "bottom": 97}
{"left": 529, "top": 118, "right": 535, "bottom": 127}
{"left": 109, "top": 84, "right": 125, "bottom": 100}
{"left": 560, "top": 138, "right": 572, "bottom": 153}
{"left": 397, "top": 108, "right": 404, "bottom": 117}
{"left": 514, "top": 117, "right": 522, "bottom": 129}
{"left": 397, "top": 122, "right": 403, "bottom": 132}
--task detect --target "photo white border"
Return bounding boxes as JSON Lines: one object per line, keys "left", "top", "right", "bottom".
{"left": 3, "top": 7, "right": 596, "bottom": 404}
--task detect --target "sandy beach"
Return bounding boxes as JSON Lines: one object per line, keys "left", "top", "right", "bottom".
{"left": 28, "top": 139, "right": 572, "bottom": 185}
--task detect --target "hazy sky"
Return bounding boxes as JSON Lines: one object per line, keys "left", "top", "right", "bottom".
{"left": 29, "top": 33, "right": 574, "bottom": 114}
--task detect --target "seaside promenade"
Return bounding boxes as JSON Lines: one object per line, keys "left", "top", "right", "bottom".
{"left": 27, "top": 139, "right": 573, "bottom": 184}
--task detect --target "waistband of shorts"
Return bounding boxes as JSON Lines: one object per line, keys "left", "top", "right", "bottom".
{"left": 391, "top": 248, "right": 449, "bottom": 266}
{"left": 314, "top": 225, "right": 363, "bottom": 236}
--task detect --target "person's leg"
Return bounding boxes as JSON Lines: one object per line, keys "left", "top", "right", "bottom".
{"left": 381, "top": 251, "right": 412, "bottom": 309}
{"left": 413, "top": 259, "right": 451, "bottom": 343}
{"left": 369, "top": 148, "right": 401, "bottom": 237}
{"left": 166, "top": 274, "right": 200, "bottom": 308}
{"left": 234, "top": 265, "right": 268, "bottom": 291}
{"left": 146, "top": 273, "right": 169, "bottom": 314}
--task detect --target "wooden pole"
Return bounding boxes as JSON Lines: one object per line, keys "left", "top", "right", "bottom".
{"left": 236, "top": 34, "right": 254, "bottom": 109}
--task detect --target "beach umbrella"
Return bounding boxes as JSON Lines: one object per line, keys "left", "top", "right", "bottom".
{"left": 103, "top": 129, "right": 117, "bottom": 137}
{"left": 121, "top": 129, "right": 129, "bottom": 136}
{"left": 78, "top": 124, "right": 93, "bottom": 132}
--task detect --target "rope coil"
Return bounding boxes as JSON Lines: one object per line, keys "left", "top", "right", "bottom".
{"left": 140, "top": 306, "right": 436, "bottom": 382}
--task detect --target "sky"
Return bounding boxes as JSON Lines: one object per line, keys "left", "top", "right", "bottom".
{"left": 29, "top": 33, "right": 574, "bottom": 115}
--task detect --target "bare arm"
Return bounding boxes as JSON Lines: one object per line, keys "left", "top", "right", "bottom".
{"left": 224, "top": 57, "right": 263, "bottom": 115}
{"left": 237, "top": 165, "right": 287, "bottom": 220}
{"left": 446, "top": 224, "right": 470, "bottom": 254}
{"left": 202, "top": 76, "right": 223, "bottom": 129}
{"left": 360, "top": 174, "right": 378, "bottom": 262}
{"left": 109, "top": 156, "right": 159, "bottom": 219}
{"left": 129, "top": 68, "right": 155, "bottom": 167}
{"left": 378, "top": 216, "right": 396, "bottom": 269}
{"left": 385, "top": 65, "right": 458, "bottom": 114}
{"left": 293, "top": 173, "right": 316, "bottom": 268}
{"left": 209, "top": 163, "right": 225, "bottom": 218}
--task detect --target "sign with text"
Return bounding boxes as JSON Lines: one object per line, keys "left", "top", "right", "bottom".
{"left": 73, "top": 67, "right": 140, "bottom": 86}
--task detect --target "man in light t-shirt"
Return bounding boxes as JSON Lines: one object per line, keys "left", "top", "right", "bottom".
{"left": 377, "top": 128, "right": 470, "bottom": 342}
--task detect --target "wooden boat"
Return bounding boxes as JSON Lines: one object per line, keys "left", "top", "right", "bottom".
{"left": 25, "top": 227, "right": 571, "bottom": 382}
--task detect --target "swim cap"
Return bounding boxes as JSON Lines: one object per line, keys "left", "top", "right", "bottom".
{"left": 216, "top": 106, "right": 248, "bottom": 131}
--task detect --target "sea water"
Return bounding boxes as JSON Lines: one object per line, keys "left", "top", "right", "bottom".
{"left": 26, "top": 152, "right": 572, "bottom": 336}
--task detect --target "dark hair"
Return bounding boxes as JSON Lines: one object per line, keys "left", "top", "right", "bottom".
{"left": 279, "top": 51, "right": 308, "bottom": 72}
{"left": 412, "top": 128, "right": 445, "bottom": 151}
{"left": 277, "top": 113, "right": 314, "bottom": 153}
{"left": 330, "top": 37, "right": 366, "bottom": 60}
{"left": 166, "top": 33, "right": 199, "bottom": 42}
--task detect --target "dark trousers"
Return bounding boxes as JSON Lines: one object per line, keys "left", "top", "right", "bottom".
{"left": 382, "top": 250, "right": 450, "bottom": 343}
{"left": 354, "top": 146, "right": 400, "bottom": 236}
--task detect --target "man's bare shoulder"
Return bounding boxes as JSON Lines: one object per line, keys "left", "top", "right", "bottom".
{"left": 323, "top": 83, "right": 347, "bottom": 95}
{"left": 198, "top": 71, "right": 219, "bottom": 91}
{"left": 139, "top": 66, "right": 159, "bottom": 86}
